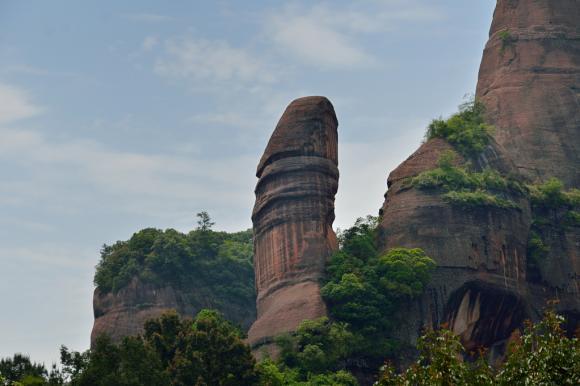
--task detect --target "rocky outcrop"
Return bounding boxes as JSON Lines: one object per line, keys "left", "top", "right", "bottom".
{"left": 378, "top": 138, "right": 534, "bottom": 356}
{"left": 377, "top": 0, "right": 580, "bottom": 358}
{"left": 476, "top": 0, "right": 580, "bottom": 187}
{"left": 91, "top": 278, "right": 255, "bottom": 346}
{"left": 247, "top": 96, "right": 339, "bottom": 351}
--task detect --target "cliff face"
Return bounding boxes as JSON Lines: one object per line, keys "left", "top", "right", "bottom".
{"left": 92, "top": 277, "right": 256, "bottom": 346}
{"left": 476, "top": 0, "right": 580, "bottom": 187}
{"left": 378, "top": 139, "right": 533, "bottom": 357}
{"left": 376, "top": 0, "right": 580, "bottom": 358}
{"left": 247, "top": 96, "right": 339, "bottom": 351}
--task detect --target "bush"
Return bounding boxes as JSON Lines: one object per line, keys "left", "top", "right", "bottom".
{"left": 410, "top": 151, "right": 522, "bottom": 209}
{"left": 528, "top": 178, "right": 580, "bottom": 228}
{"left": 321, "top": 217, "right": 435, "bottom": 362}
{"left": 529, "top": 178, "right": 580, "bottom": 209}
{"left": 425, "top": 100, "right": 493, "bottom": 157}
{"left": 443, "top": 190, "right": 518, "bottom": 209}
{"left": 377, "top": 311, "right": 580, "bottom": 385}
{"left": 59, "top": 310, "right": 258, "bottom": 386}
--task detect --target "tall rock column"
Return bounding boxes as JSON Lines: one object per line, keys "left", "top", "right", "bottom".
{"left": 476, "top": 0, "right": 580, "bottom": 187}
{"left": 247, "top": 96, "right": 339, "bottom": 352}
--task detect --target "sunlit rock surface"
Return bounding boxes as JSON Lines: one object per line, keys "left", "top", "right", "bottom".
{"left": 247, "top": 96, "right": 339, "bottom": 352}
{"left": 476, "top": 0, "right": 580, "bottom": 187}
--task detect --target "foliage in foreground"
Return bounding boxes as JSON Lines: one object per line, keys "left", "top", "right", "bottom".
{"left": 377, "top": 311, "right": 580, "bottom": 386}
{"left": 0, "top": 310, "right": 259, "bottom": 386}
{"left": 93, "top": 212, "right": 255, "bottom": 310}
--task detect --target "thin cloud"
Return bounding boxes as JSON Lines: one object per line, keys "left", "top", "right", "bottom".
{"left": 153, "top": 37, "right": 277, "bottom": 89}
{"left": 265, "top": 1, "right": 443, "bottom": 69}
{"left": 0, "top": 124, "right": 255, "bottom": 219}
{"left": 268, "top": 10, "right": 376, "bottom": 69}
{"left": 0, "top": 83, "right": 44, "bottom": 124}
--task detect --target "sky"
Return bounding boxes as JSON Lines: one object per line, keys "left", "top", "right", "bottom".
{"left": 0, "top": 0, "right": 496, "bottom": 366}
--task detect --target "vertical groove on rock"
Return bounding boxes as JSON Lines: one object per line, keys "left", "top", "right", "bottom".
{"left": 248, "top": 96, "right": 339, "bottom": 351}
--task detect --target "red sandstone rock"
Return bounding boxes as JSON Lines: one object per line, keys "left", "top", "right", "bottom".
{"left": 378, "top": 138, "right": 533, "bottom": 357}
{"left": 91, "top": 277, "right": 255, "bottom": 346}
{"left": 247, "top": 96, "right": 339, "bottom": 351}
{"left": 476, "top": 0, "right": 580, "bottom": 187}
{"left": 377, "top": 0, "right": 580, "bottom": 357}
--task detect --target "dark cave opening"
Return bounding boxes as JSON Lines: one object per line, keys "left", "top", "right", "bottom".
{"left": 444, "top": 281, "right": 528, "bottom": 361}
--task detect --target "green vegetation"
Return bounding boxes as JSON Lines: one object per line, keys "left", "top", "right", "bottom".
{"left": 93, "top": 212, "right": 255, "bottom": 310}
{"left": 0, "top": 354, "right": 60, "bottom": 386}
{"left": 528, "top": 178, "right": 580, "bottom": 230}
{"left": 377, "top": 311, "right": 580, "bottom": 385}
{"left": 410, "top": 151, "right": 523, "bottom": 209}
{"left": 322, "top": 217, "right": 435, "bottom": 358}
{"left": 0, "top": 310, "right": 259, "bottom": 386}
{"left": 529, "top": 178, "right": 580, "bottom": 211}
{"left": 425, "top": 100, "right": 493, "bottom": 157}
{"left": 263, "top": 217, "right": 435, "bottom": 381}
{"left": 6, "top": 311, "right": 578, "bottom": 385}
{"left": 527, "top": 230, "right": 549, "bottom": 264}
{"left": 443, "top": 190, "right": 517, "bottom": 209}
{"left": 498, "top": 29, "right": 513, "bottom": 54}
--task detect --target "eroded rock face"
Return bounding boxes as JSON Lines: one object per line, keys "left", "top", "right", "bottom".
{"left": 247, "top": 96, "right": 339, "bottom": 351}
{"left": 378, "top": 139, "right": 532, "bottom": 353}
{"left": 378, "top": 0, "right": 580, "bottom": 356}
{"left": 91, "top": 278, "right": 255, "bottom": 346}
{"left": 476, "top": 0, "right": 580, "bottom": 187}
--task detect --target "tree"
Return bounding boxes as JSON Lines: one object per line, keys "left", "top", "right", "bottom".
{"left": 196, "top": 211, "right": 215, "bottom": 232}
{"left": 163, "top": 309, "right": 258, "bottom": 385}
{"left": 376, "top": 311, "right": 580, "bottom": 385}
{"left": 0, "top": 354, "right": 48, "bottom": 385}
{"left": 321, "top": 218, "right": 435, "bottom": 361}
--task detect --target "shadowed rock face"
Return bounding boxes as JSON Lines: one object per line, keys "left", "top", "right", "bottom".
{"left": 247, "top": 96, "right": 339, "bottom": 351}
{"left": 476, "top": 0, "right": 580, "bottom": 187}
{"left": 377, "top": 139, "right": 532, "bottom": 355}
{"left": 91, "top": 278, "right": 255, "bottom": 346}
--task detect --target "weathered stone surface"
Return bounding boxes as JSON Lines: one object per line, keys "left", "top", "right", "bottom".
{"left": 476, "top": 0, "right": 580, "bottom": 187}
{"left": 378, "top": 0, "right": 580, "bottom": 358}
{"left": 248, "top": 96, "right": 339, "bottom": 350}
{"left": 378, "top": 138, "right": 535, "bottom": 358}
{"left": 91, "top": 277, "right": 255, "bottom": 346}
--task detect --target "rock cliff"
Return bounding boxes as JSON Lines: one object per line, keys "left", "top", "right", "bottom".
{"left": 90, "top": 227, "right": 256, "bottom": 346}
{"left": 378, "top": 138, "right": 534, "bottom": 358}
{"left": 377, "top": 0, "right": 580, "bottom": 359}
{"left": 247, "top": 96, "right": 339, "bottom": 352}
{"left": 91, "top": 277, "right": 256, "bottom": 346}
{"left": 476, "top": 0, "right": 580, "bottom": 187}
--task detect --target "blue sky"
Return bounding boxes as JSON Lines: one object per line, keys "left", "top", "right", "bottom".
{"left": 0, "top": 0, "right": 495, "bottom": 366}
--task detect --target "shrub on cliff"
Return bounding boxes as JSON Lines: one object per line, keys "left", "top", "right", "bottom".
{"left": 93, "top": 213, "right": 255, "bottom": 309}
{"left": 425, "top": 99, "right": 493, "bottom": 157}
{"left": 318, "top": 217, "right": 435, "bottom": 364}
{"left": 411, "top": 151, "right": 523, "bottom": 209}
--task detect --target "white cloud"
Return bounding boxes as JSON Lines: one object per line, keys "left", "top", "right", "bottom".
{"left": 123, "top": 13, "right": 173, "bottom": 23}
{"left": 153, "top": 37, "right": 277, "bottom": 88}
{"left": 268, "top": 10, "right": 375, "bottom": 69}
{"left": 0, "top": 83, "right": 43, "bottom": 124}
{"left": 265, "top": 1, "right": 443, "bottom": 69}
